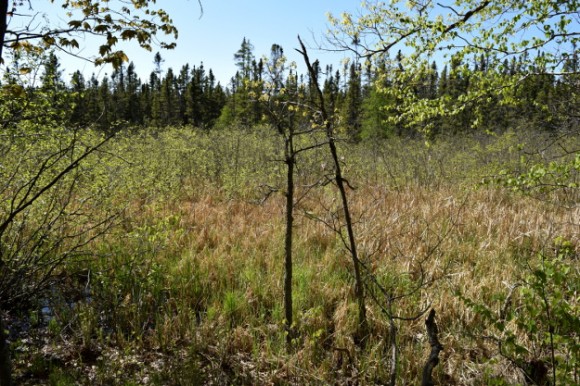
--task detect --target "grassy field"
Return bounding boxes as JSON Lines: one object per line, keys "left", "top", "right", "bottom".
{"left": 6, "top": 127, "right": 579, "bottom": 385}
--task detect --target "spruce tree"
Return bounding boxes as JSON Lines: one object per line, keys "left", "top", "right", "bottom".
{"left": 125, "top": 62, "right": 143, "bottom": 125}
{"left": 343, "top": 62, "right": 363, "bottom": 141}
{"left": 69, "top": 70, "right": 86, "bottom": 125}
{"left": 187, "top": 64, "right": 205, "bottom": 127}
{"left": 177, "top": 64, "right": 191, "bottom": 125}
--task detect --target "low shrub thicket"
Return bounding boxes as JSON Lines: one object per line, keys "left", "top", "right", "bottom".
{"left": 4, "top": 126, "right": 578, "bottom": 385}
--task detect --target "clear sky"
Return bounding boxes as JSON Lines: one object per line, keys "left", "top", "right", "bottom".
{"left": 7, "top": 1, "right": 579, "bottom": 86}
{"left": 33, "top": 1, "right": 364, "bottom": 86}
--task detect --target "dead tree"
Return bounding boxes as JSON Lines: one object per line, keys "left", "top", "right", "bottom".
{"left": 296, "top": 36, "right": 368, "bottom": 342}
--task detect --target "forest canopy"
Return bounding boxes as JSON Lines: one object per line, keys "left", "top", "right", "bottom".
{"left": 1, "top": 0, "right": 577, "bottom": 138}
{"left": 326, "top": 0, "right": 580, "bottom": 135}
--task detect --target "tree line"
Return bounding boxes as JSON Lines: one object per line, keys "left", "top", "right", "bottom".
{"left": 2, "top": 38, "right": 577, "bottom": 138}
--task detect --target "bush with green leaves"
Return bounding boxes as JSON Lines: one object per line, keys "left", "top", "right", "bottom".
{"left": 0, "top": 126, "right": 118, "bottom": 310}
{"left": 461, "top": 237, "right": 579, "bottom": 385}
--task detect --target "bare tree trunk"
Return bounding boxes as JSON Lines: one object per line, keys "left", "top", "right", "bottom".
{"left": 0, "top": 0, "right": 8, "bottom": 63}
{"left": 284, "top": 137, "right": 295, "bottom": 346}
{"left": 0, "top": 314, "right": 11, "bottom": 386}
{"left": 296, "top": 36, "right": 368, "bottom": 342}
{"left": 328, "top": 136, "right": 368, "bottom": 342}
{"left": 389, "top": 310, "right": 398, "bottom": 386}
{"left": 421, "top": 309, "right": 443, "bottom": 386}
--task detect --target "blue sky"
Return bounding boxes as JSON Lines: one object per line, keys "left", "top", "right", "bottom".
{"left": 33, "top": 1, "right": 364, "bottom": 85}
{"left": 6, "top": 1, "right": 578, "bottom": 85}
{"left": 152, "top": 0, "right": 362, "bottom": 84}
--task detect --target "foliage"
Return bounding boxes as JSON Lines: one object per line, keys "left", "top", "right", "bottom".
{"left": 328, "top": 0, "right": 579, "bottom": 132}
{"left": 1, "top": 1, "right": 579, "bottom": 384}
{"left": 485, "top": 131, "right": 580, "bottom": 204}
{"left": 0, "top": 126, "right": 117, "bottom": 309}
{"left": 461, "top": 237, "right": 579, "bottom": 384}
{"left": 0, "top": 1, "right": 192, "bottom": 384}
{"left": 1, "top": 0, "right": 182, "bottom": 67}
{"left": 3, "top": 31, "right": 577, "bottom": 140}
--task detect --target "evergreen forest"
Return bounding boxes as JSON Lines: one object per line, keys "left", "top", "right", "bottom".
{"left": 8, "top": 39, "right": 579, "bottom": 138}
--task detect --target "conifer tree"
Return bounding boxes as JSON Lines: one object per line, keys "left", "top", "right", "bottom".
{"left": 125, "top": 62, "right": 143, "bottom": 124}
{"left": 40, "top": 52, "right": 69, "bottom": 120}
{"left": 322, "top": 65, "right": 340, "bottom": 118}
{"left": 343, "top": 62, "right": 363, "bottom": 141}
{"left": 160, "top": 68, "right": 180, "bottom": 126}
{"left": 149, "top": 71, "right": 163, "bottom": 127}
{"left": 361, "top": 60, "right": 396, "bottom": 138}
{"left": 84, "top": 74, "right": 102, "bottom": 125}
{"left": 69, "top": 70, "right": 87, "bottom": 125}
{"left": 427, "top": 61, "right": 438, "bottom": 100}
{"left": 98, "top": 75, "right": 113, "bottom": 131}
{"left": 222, "top": 38, "right": 260, "bottom": 127}
{"left": 140, "top": 81, "right": 153, "bottom": 125}
{"left": 204, "top": 70, "right": 226, "bottom": 128}
{"left": 187, "top": 64, "right": 205, "bottom": 127}
{"left": 234, "top": 37, "right": 255, "bottom": 79}
{"left": 177, "top": 64, "right": 191, "bottom": 125}
{"left": 111, "top": 64, "right": 127, "bottom": 123}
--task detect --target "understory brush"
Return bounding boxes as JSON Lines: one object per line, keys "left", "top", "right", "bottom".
{"left": 6, "top": 127, "right": 578, "bottom": 385}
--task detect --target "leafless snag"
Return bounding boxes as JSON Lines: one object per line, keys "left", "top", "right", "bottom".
{"left": 296, "top": 35, "right": 369, "bottom": 344}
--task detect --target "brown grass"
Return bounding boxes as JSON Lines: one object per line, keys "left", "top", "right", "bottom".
{"left": 11, "top": 129, "right": 578, "bottom": 385}
{"left": 97, "top": 179, "right": 576, "bottom": 384}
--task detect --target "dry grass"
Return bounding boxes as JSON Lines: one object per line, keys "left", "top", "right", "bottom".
{"left": 11, "top": 129, "right": 579, "bottom": 385}
{"left": 84, "top": 180, "right": 576, "bottom": 384}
